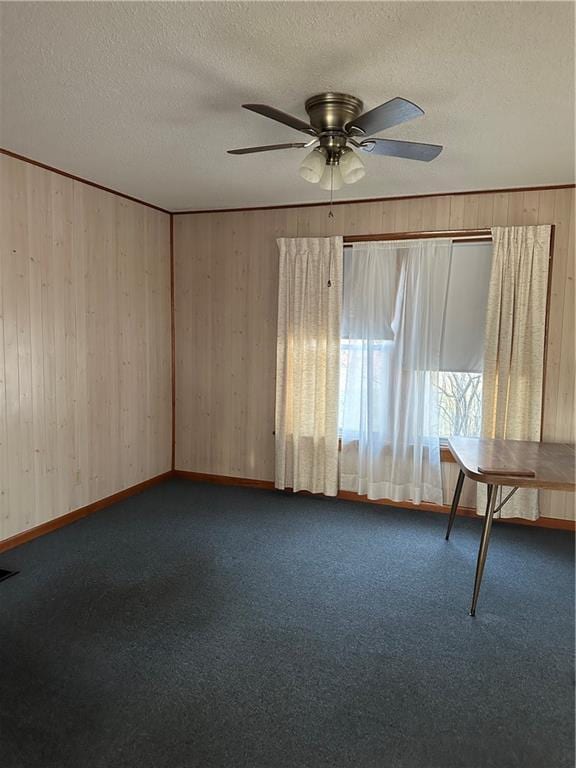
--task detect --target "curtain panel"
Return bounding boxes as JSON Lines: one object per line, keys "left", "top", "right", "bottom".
{"left": 340, "top": 239, "right": 452, "bottom": 505}
{"left": 275, "top": 237, "right": 343, "bottom": 496}
{"left": 479, "top": 225, "right": 551, "bottom": 519}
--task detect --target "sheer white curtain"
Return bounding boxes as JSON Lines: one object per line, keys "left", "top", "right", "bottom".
{"left": 275, "top": 237, "right": 343, "bottom": 496}
{"left": 340, "top": 239, "right": 452, "bottom": 504}
{"left": 478, "top": 225, "right": 551, "bottom": 519}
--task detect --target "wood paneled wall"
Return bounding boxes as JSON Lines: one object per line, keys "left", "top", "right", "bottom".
{"left": 0, "top": 154, "right": 172, "bottom": 540}
{"left": 174, "top": 188, "right": 575, "bottom": 520}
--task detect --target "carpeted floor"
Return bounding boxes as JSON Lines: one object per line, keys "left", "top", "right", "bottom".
{"left": 0, "top": 479, "right": 574, "bottom": 768}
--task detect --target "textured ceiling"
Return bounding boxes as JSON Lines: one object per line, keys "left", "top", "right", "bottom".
{"left": 1, "top": 1, "right": 574, "bottom": 211}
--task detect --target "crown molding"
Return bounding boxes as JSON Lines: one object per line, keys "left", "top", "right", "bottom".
{"left": 172, "top": 183, "right": 575, "bottom": 216}
{"left": 0, "top": 147, "right": 171, "bottom": 214}
{"left": 2, "top": 147, "right": 573, "bottom": 216}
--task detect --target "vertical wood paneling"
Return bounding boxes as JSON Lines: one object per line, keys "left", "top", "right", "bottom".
{"left": 0, "top": 154, "right": 171, "bottom": 540}
{"left": 174, "top": 188, "right": 575, "bottom": 520}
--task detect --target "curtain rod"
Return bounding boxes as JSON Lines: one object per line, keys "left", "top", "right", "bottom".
{"left": 343, "top": 229, "right": 492, "bottom": 244}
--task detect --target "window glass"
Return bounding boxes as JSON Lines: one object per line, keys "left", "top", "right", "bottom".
{"left": 436, "top": 371, "right": 483, "bottom": 438}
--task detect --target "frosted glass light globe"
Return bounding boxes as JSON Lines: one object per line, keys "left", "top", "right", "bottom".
{"left": 319, "top": 164, "right": 344, "bottom": 191}
{"left": 299, "top": 149, "right": 326, "bottom": 183}
{"left": 339, "top": 149, "right": 366, "bottom": 184}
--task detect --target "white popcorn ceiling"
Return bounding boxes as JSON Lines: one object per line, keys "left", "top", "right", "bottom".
{"left": 1, "top": 1, "right": 573, "bottom": 211}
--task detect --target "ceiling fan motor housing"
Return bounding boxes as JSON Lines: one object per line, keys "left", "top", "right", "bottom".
{"left": 305, "top": 92, "right": 364, "bottom": 161}
{"left": 305, "top": 92, "right": 364, "bottom": 131}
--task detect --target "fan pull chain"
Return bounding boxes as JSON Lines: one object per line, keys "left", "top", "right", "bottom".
{"left": 329, "top": 164, "right": 335, "bottom": 219}
{"left": 327, "top": 166, "right": 334, "bottom": 287}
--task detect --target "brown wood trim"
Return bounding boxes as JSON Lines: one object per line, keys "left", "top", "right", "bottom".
{"left": 173, "top": 470, "right": 575, "bottom": 530}
{"left": 2, "top": 467, "right": 570, "bottom": 555}
{"left": 0, "top": 147, "right": 171, "bottom": 214}
{"left": 340, "top": 439, "right": 454, "bottom": 463}
{"left": 172, "top": 184, "right": 575, "bottom": 216}
{"left": 173, "top": 469, "right": 275, "bottom": 489}
{"left": 344, "top": 229, "right": 492, "bottom": 243}
{"left": 4, "top": 148, "right": 572, "bottom": 216}
{"left": 541, "top": 224, "right": 555, "bottom": 437}
{"left": 0, "top": 471, "right": 173, "bottom": 553}
{"left": 170, "top": 214, "right": 176, "bottom": 470}
{"left": 340, "top": 441, "right": 454, "bottom": 463}
{"left": 441, "top": 446, "right": 456, "bottom": 463}
{"left": 341, "top": 441, "right": 455, "bottom": 463}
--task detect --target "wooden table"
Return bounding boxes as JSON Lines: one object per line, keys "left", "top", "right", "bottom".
{"left": 445, "top": 437, "right": 575, "bottom": 615}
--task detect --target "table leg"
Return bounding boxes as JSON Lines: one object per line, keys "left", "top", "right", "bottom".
{"left": 445, "top": 469, "right": 465, "bottom": 540}
{"left": 469, "top": 484, "right": 498, "bottom": 617}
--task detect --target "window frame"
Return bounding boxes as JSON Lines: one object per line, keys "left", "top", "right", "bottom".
{"left": 339, "top": 225, "right": 555, "bottom": 459}
{"left": 342, "top": 229, "right": 486, "bottom": 464}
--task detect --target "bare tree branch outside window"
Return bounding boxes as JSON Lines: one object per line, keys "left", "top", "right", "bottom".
{"left": 436, "top": 372, "right": 482, "bottom": 438}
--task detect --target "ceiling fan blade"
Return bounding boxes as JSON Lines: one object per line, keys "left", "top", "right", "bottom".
{"left": 359, "top": 138, "right": 443, "bottom": 162}
{"left": 347, "top": 97, "right": 424, "bottom": 137}
{"left": 243, "top": 104, "right": 317, "bottom": 136}
{"left": 227, "top": 142, "right": 310, "bottom": 155}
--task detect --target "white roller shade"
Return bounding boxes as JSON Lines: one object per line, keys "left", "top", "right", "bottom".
{"left": 440, "top": 241, "right": 492, "bottom": 372}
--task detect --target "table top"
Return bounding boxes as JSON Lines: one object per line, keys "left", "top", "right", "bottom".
{"left": 447, "top": 437, "right": 576, "bottom": 491}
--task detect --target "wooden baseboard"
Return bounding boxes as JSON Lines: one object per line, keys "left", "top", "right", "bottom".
{"left": 0, "top": 471, "right": 173, "bottom": 553}
{"left": 2, "top": 467, "right": 572, "bottom": 553}
{"left": 174, "top": 469, "right": 576, "bottom": 531}
{"left": 173, "top": 469, "right": 274, "bottom": 489}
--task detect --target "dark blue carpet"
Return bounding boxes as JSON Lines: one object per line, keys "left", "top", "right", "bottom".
{"left": 0, "top": 479, "right": 573, "bottom": 768}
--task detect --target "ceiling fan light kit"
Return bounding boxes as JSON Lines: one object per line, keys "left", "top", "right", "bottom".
{"left": 228, "top": 92, "right": 443, "bottom": 195}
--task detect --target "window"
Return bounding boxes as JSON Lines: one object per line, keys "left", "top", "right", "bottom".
{"left": 339, "top": 239, "right": 492, "bottom": 440}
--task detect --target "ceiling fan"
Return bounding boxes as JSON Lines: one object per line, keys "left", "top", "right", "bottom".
{"left": 227, "top": 92, "right": 443, "bottom": 191}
